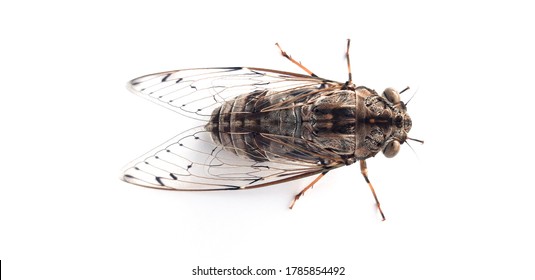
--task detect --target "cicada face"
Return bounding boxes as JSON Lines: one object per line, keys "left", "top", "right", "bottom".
{"left": 380, "top": 87, "right": 413, "bottom": 158}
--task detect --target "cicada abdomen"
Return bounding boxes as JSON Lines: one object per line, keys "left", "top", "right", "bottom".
{"left": 122, "top": 40, "right": 420, "bottom": 220}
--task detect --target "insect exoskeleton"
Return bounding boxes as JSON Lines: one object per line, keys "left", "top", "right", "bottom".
{"left": 122, "top": 40, "right": 420, "bottom": 220}
{"left": 205, "top": 86, "right": 411, "bottom": 164}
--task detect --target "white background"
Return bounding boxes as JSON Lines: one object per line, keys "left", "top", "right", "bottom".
{"left": 1, "top": 1, "right": 534, "bottom": 279}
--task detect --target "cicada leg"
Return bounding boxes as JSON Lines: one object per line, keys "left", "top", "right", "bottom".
{"left": 345, "top": 39, "right": 353, "bottom": 84}
{"left": 289, "top": 171, "right": 329, "bottom": 209}
{"left": 275, "top": 43, "right": 318, "bottom": 77}
{"left": 360, "top": 160, "right": 386, "bottom": 221}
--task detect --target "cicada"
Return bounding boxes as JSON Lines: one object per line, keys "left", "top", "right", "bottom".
{"left": 121, "top": 40, "right": 421, "bottom": 220}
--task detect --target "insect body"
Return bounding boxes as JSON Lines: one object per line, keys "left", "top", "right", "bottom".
{"left": 122, "top": 40, "right": 418, "bottom": 220}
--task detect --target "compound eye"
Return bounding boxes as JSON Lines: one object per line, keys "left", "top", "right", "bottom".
{"left": 383, "top": 140, "right": 400, "bottom": 158}
{"left": 382, "top": 88, "right": 400, "bottom": 104}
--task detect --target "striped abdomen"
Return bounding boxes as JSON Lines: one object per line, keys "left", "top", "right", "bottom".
{"left": 204, "top": 87, "right": 371, "bottom": 164}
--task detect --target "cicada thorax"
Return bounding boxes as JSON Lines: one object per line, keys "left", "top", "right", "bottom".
{"left": 205, "top": 86, "right": 412, "bottom": 166}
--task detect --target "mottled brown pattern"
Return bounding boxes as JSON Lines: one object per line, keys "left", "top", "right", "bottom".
{"left": 206, "top": 86, "right": 412, "bottom": 165}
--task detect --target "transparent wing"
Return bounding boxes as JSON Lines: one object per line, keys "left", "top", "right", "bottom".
{"left": 127, "top": 67, "right": 341, "bottom": 121}
{"left": 121, "top": 126, "right": 345, "bottom": 191}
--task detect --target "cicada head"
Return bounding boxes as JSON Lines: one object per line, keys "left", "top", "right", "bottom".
{"left": 354, "top": 87, "right": 414, "bottom": 160}
{"left": 379, "top": 87, "right": 412, "bottom": 158}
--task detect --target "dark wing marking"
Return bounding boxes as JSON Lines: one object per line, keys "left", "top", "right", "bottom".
{"left": 121, "top": 126, "right": 346, "bottom": 191}
{"left": 127, "top": 67, "right": 342, "bottom": 121}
